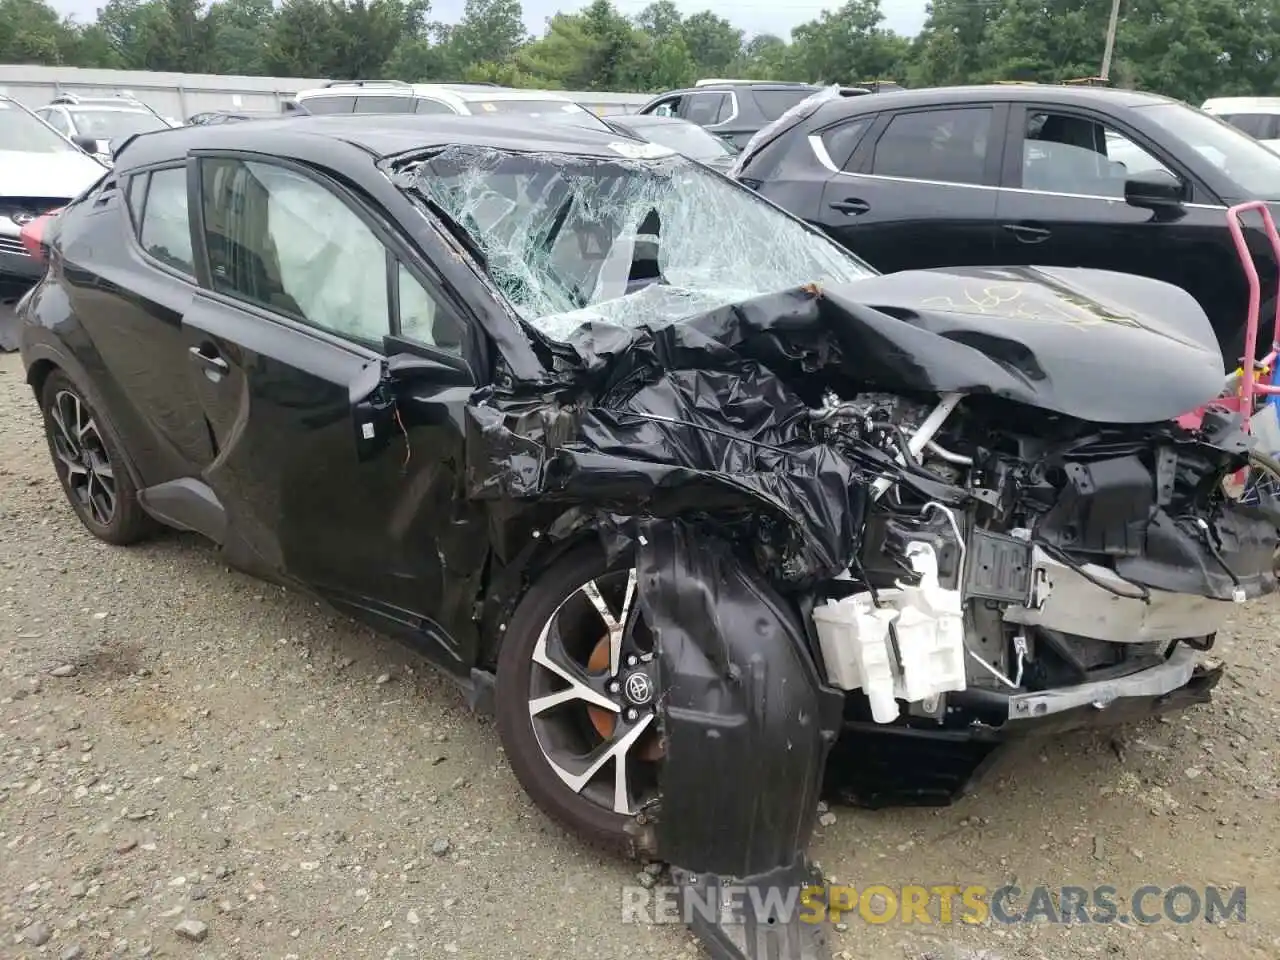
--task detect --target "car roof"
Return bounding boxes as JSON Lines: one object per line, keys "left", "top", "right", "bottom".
{"left": 445, "top": 87, "right": 580, "bottom": 103}
{"left": 112, "top": 113, "right": 663, "bottom": 171}
{"left": 661, "top": 81, "right": 821, "bottom": 96}
{"left": 295, "top": 83, "right": 581, "bottom": 106}
{"left": 811, "top": 83, "right": 1176, "bottom": 114}
{"left": 63, "top": 103, "right": 154, "bottom": 113}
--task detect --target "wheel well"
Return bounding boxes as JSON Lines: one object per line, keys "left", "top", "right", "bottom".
{"left": 26, "top": 358, "right": 58, "bottom": 402}
{"left": 478, "top": 527, "right": 608, "bottom": 669}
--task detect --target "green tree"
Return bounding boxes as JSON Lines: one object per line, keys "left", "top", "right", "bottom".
{"left": 1118, "top": 0, "right": 1269, "bottom": 102}
{"left": 679, "top": 10, "right": 740, "bottom": 77}
{"left": 634, "top": 0, "right": 681, "bottom": 40}
{"left": 266, "top": 0, "right": 425, "bottom": 79}
{"left": 908, "top": 0, "right": 1000, "bottom": 87}
{"left": 207, "top": 0, "right": 275, "bottom": 75}
{"left": 733, "top": 33, "right": 789, "bottom": 79}
{"left": 976, "top": 0, "right": 1111, "bottom": 84}
{"left": 0, "top": 0, "right": 81, "bottom": 64}
{"left": 443, "top": 0, "right": 525, "bottom": 68}
{"left": 787, "top": 0, "right": 910, "bottom": 84}
{"left": 516, "top": 12, "right": 604, "bottom": 88}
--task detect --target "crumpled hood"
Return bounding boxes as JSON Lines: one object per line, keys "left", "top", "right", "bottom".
{"left": 0, "top": 149, "right": 105, "bottom": 200}
{"left": 548, "top": 264, "right": 1226, "bottom": 424}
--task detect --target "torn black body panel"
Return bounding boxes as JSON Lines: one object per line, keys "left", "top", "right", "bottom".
{"left": 465, "top": 362, "right": 883, "bottom": 586}
{"left": 635, "top": 522, "right": 843, "bottom": 876}
{"left": 636, "top": 521, "right": 843, "bottom": 960}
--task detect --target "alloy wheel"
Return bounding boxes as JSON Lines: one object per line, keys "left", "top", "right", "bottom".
{"left": 526, "top": 567, "right": 663, "bottom": 817}
{"left": 48, "top": 388, "right": 117, "bottom": 527}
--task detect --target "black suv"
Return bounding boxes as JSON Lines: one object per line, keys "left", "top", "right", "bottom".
{"left": 734, "top": 83, "right": 1280, "bottom": 363}
{"left": 636, "top": 80, "right": 869, "bottom": 149}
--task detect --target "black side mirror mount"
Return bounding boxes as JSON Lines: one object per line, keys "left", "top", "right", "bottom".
{"left": 70, "top": 134, "right": 98, "bottom": 154}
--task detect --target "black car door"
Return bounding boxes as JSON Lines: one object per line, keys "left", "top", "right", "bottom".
{"left": 992, "top": 103, "right": 1238, "bottom": 356}
{"left": 815, "top": 103, "right": 1006, "bottom": 272}
{"left": 62, "top": 165, "right": 217, "bottom": 484}
{"left": 179, "top": 152, "right": 487, "bottom": 672}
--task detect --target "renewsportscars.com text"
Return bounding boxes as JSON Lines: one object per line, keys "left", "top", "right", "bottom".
{"left": 621, "top": 883, "right": 1247, "bottom": 926}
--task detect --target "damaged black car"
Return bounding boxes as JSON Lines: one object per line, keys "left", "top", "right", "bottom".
{"left": 17, "top": 114, "right": 1280, "bottom": 960}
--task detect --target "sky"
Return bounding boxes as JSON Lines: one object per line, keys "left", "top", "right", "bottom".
{"left": 48, "top": 0, "right": 933, "bottom": 44}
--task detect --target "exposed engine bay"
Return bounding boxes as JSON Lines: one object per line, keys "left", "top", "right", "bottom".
{"left": 806, "top": 388, "right": 1278, "bottom": 732}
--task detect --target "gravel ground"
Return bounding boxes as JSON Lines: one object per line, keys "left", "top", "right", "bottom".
{"left": 2, "top": 349, "right": 1279, "bottom": 960}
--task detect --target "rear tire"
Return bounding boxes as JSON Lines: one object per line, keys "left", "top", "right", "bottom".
{"left": 39, "top": 370, "right": 153, "bottom": 545}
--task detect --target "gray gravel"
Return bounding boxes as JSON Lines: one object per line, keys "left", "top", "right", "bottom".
{"left": 2, "top": 351, "right": 1279, "bottom": 960}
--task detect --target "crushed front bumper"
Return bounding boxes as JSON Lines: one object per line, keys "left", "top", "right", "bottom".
{"left": 825, "top": 647, "right": 1223, "bottom": 808}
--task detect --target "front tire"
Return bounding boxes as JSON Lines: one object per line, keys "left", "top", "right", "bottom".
{"left": 495, "top": 544, "right": 662, "bottom": 856}
{"left": 39, "top": 370, "right": 153, "bottom": 545}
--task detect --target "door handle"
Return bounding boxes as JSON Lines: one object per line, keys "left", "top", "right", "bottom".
{"left": 1002, "top": 222, "right": 1052, "bottom": 242}
{"left": 829, "top": 198, "right": 870, "bottom": 215}
{"left": 189, "top": 344, "right": 229, "bottom": 379}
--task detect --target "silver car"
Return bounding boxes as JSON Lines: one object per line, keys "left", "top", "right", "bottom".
{"left": 34, "top": 94, "right": 176, "bottom": 163}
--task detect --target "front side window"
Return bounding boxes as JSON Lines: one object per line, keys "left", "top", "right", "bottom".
{"left": 0, "top": 99, "right": 79, "bottom": 153}
{"left": 871, "top": 107, "right": 993, "bottom": 185}
{"left": 646, "top": 96, "right": 683, "bottom": 119}
{"left": 135, "top": 168, "right": 194, "bottom": 274}
{"left": 1022, "top": 111, "right": 1175, "bottom": 197}
{"left": 199, "top": 158, "right": 391, "bottom": 344}
{"left": 397, "top": 263, "right": 463, "bottom": 352}
{"left": 394, "top": 147, "right": 875, "bottom": 341}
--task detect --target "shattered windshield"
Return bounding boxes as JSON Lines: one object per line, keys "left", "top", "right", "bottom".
{"left": 394, "top": 146, "right": 875, "bottom": 340}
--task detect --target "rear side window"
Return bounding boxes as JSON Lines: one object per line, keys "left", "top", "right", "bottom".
{"left": 871, "top": 107, "right": 993, "bottom": 185}
{"left": 415, "top": 98, "right": 454, "bottom": 114}
{"left": 685, "top": 92, "right": 730, "bottom": 125}
{"left": 131, "top": 167, "right": 194, "bottom": 276}
{"left": 299, "top": 95, "right": 355, "bottom": 114}
{"left": 820, "top": 118, "right": 874, "bottom": 170}
{"left": 755, "top": 89, "right": 819, "bottom": 122}
{"left": 354, "top": 95, "right": 414, "bottom": 114}
{"left": 126, "top": 173, "right": 147, "bottom": 224}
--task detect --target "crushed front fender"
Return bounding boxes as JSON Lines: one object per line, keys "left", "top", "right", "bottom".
{"left": 636, "top": 520, "right": 844, "bottom": 960}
